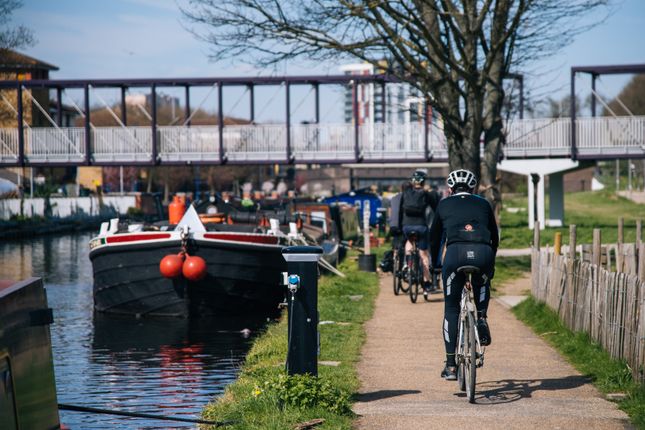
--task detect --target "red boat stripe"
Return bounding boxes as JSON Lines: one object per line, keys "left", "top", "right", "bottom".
{"left": 202, "top": 233, "right": 279, "bottom": 245}
{"left": 106, "top": 233, "right": 172, "bottom": 244}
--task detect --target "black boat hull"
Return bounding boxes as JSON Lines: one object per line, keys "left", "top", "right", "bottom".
{"left": 90, "top": 237, "right": 287, "bottom": 318}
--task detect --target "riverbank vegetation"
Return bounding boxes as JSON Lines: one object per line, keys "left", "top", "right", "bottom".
{"left": 514, "top": 298, "right": 645, "bottom": 428}
{"left": 200, "top": 251, "right": 380, "bottom": 429}
{"left": 500, "top": 190, "right": 645, "bottom": 248}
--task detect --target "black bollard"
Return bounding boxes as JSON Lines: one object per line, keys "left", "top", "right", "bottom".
{"left": 282, "top": 245, "right": 323, "bottom": 376}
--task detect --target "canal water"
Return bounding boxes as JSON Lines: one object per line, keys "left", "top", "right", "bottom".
{"left": 0, "top": 232, "right": 265, "bottom": 429}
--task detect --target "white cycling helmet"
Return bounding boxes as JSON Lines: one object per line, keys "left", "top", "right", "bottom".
{"left": 446, "top": 169, "right": 477, "bottom": 192}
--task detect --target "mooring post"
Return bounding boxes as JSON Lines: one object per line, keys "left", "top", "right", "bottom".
{"left": 282, "top": 245, "right": 323, "bottom": 376}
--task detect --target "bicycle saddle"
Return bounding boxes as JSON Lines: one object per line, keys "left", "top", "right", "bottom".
{"left": 457, "top": 265, "right": 480, "bottom": 274}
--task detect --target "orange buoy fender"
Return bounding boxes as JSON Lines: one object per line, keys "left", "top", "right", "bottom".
{"left": 183, "top": 255, "right": 207, "bottom": 281}
{"left": 160, "top": 253, "right": 184, "bottom": 278}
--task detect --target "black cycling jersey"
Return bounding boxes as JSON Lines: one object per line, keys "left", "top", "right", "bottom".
{"left": 429, "top": 192, "right": 499, "bottom": 264}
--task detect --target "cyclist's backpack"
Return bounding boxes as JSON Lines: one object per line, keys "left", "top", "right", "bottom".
{"left": 402, "top": 188, "right": 426, "bottom": 217}
{"left": 379, "top": 250, "right": 394, "bottom": 273}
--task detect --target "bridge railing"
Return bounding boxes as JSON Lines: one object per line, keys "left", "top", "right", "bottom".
{"left": 1, "top": 116, "right": 644, "bottom": 165}
{"left": 504, "top": 118, "right": 571, "bottom": 157}
{"left": 576, "top": 116, "right": 645, "bottom": 157}
{"left": 92, "top": 126, "right": 152, "bottom": 163}
{"left": 0, "top": 128, "right": 19, "bottom": 163}
{"left": 159, "top": 126, "right": 219, "bottom": 162}
{"left": 292, "top": 123, "right": 354, "bottom": 161}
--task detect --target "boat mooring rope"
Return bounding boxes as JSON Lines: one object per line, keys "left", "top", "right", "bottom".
{"left": 58, "top": 403, "right": 234, "bottom": 427}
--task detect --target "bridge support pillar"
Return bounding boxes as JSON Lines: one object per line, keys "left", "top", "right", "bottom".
{"left": 498, "top": 159, "right": 579, "bottom": 230}
{"left": 549, "top": 172, "right": 564, "bottom": 227}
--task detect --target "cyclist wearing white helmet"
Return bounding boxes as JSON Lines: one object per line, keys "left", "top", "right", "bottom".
{"left": 399, "top": 170, "right": 441, "bottom": 295}
{"left": 429, "top": 169, "right": 499, "bottom": 380}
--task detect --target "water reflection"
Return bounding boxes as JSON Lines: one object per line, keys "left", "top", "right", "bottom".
{"left": 0, "top": 232, "right": 264, "bottom": 429}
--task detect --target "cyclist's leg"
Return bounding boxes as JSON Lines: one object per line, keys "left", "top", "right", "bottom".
{"left": 465, "top": 243, "right": 495, "bottom": 346}
{"left": 410, "top": 225, "right": 431, "bottom": 284}
{"left": 465, "top": 244, "right": 494, "bottom": 318}
{"left": 402, "top": 226, "right": 413, "bottom": 257}
{"left": 441, "top": 244, "right": 464, "bottom": 368}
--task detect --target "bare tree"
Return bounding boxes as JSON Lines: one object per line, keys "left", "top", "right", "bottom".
{"left": 182, "top": 0, "right": 611, "bottom": 208}
{"left": 0, "top": 0, "right": 34, "bottom": 49}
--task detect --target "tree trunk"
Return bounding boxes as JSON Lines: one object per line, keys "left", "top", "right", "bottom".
{"left": 482, "top": 117, "right": 503, "bottom": 222}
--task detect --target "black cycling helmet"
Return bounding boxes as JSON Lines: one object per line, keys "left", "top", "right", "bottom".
{"left": 446, "top": 169, "right": 477, "bottom": 193}
{"left": 410, "top": 170, "right": 427, "bottom": 186}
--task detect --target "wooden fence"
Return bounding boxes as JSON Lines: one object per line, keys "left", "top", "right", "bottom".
{"left": 531, "top": 223, "right": 645, "bottom": 383}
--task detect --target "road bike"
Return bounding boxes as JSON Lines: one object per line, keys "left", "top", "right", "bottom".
{"left": 405, "top": 231, "right": 422, "bottom": 303}
{"left": 455, "top": 265, "right": 485, "bottom": 403}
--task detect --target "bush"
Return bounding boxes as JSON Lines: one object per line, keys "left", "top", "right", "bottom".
{"left": 126, "top": 206, "right": 144, "bottom": 218}
{"left": 254, "top": 373, "right": 352, "bottom": 415}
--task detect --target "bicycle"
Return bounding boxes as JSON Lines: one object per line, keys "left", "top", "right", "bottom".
{"left": 405, "top": 231, "right": 422, "bottom": 303}
{"left": 455, "top": 265, "right": 485, "bottom": 403}
{"left": 392, "top": 246, "right": 409, "bottom": 295}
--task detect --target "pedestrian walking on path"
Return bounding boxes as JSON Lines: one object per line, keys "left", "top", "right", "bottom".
{"left": 353, "top": 274, "right": 631, "bottom": 430}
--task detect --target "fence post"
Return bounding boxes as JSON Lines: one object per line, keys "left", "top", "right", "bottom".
{"left": 554, "top": 232, "right": 562, "bottom": 256}
{"left": 282, "top": 245, "right": 323, "bottom": 376}
{"left": 533, "top": 220, "right": 540, "bottom": 251}
{"left": 639, "top": 242, "right": 645, "bottom": 282}
{"left": 638, "top": 220, "right": 643, "bottom": 277}
{"left": 593, "top": 229, "right": 602, "bottom": 268}
{"left": 618, "top": 217, "right": 624, "bottom": 272}
{"left": 637, "top": 219, "right": 642, "bottom": 248}
{"left": 569, "top": 225, "right": 577, "bottom": 261}
{"left": 564, "top": 225, "right": 577, "bottom": 325}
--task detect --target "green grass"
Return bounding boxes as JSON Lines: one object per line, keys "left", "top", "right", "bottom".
{"left": 490, "top": 255, "right": 531, "bottom": 294}
{"left": 501, "top": 190, "right": 645, "bottom": 248}
{"left": 513, "top": 298, "right": 645, "bottom": 428}
{"left": 200, "top": 252, "right": 380, "bottom": 429}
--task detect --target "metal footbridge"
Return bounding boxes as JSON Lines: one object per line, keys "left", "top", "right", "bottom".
{"left": 1, "top": 73, "right": 643, "bottom": 167}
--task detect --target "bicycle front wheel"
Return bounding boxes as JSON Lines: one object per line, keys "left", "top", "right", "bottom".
{"left": 392, "top": 252, "right": 401, "bottom": 296}
{"left": 465, "top": 311, "right": 477, "bottom": 403}
{"left": 408, "top": 254, "right": 419, "bottom": 303}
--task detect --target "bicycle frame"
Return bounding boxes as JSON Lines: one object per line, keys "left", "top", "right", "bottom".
{"left": 457, "top": 273, "right": 484, "bottom": 369}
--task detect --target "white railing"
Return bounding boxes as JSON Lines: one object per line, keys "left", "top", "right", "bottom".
{"left": 292, "top": 123, "right": 354, "bottom": 161}
{"left": 0, "top": 127, "right": 18, "bottom": 162}
{"left": 504, "top": 118, "right": 571, "bottom": 157}
{"left": 158, "top": 125, "right": 219, "bottom": 162}
{"left": 576, "top": 116, "right": 645, "bottom": 156}
{"left": 26, "top": 127, "right": 85, "bottom": 162}
{"left": 224, "top": 124, "right": 287, "bottom": 161}
{"left": 92, "top": 126, "right": 151, "bottom": 163}
{"left": 0, "top": 116, "right": 644, "bottom": 164}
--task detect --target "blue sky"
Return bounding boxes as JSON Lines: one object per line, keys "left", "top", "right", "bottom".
{"left": 13, "top": 0, "right": 645, "bottom": 119}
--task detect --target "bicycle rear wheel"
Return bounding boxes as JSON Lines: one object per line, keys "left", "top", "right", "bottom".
{"left": 465, "top": 311, "right": 477, "bottom": 403}
{"left": 408, "top": 254, "right": 419, "bottom": 303}
{"left": 392, "top": 251, "right": 401, "bottom": 296}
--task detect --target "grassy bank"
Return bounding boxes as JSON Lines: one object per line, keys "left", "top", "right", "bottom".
{"left": 513, "top": 298, "right": 645, "bottom": 428}
{"left": 201, "top": 252, "right": 380, "bottom": 429}
{"left": 501, "top": 190, "right": 645, "bottom": 248}
{"left": 491, "top": 255, "right": 531, "bottom": 294}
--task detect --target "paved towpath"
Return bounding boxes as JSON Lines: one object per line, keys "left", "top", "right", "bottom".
{"left": 352, "top": 273, "right": 632, "bottom": 429}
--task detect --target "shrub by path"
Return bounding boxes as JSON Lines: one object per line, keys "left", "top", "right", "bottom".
{"left": 352, "top": 274, "right": 631, "bottom": 430}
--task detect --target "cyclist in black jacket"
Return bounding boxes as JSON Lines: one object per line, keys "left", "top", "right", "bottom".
{"left": 400, "top": 170, "right": 441, "bottom": 295}
{"left": 429, "top": 169, "right": 499, "bottom": 380}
